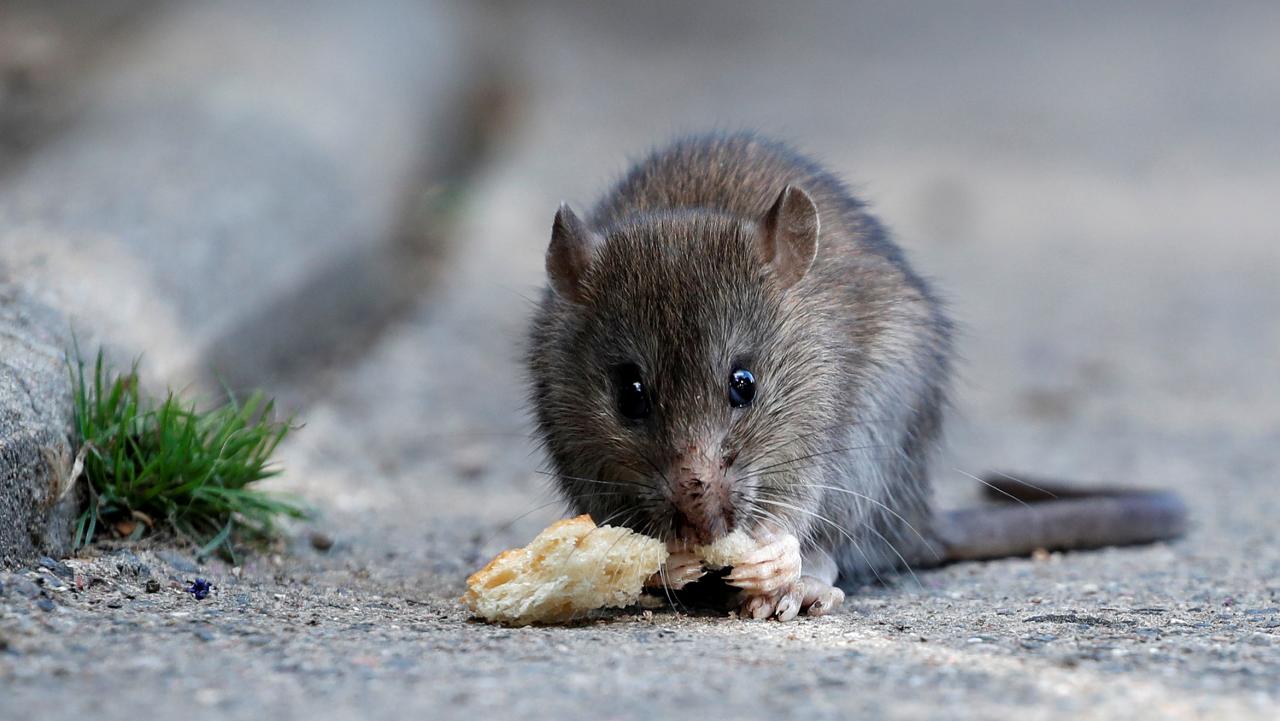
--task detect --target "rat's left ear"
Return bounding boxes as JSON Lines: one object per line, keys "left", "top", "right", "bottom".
{"left": 758, "top": 184, "right": 819, "bottom": 289}
{"left": 546, "top": 203, "right": 602, "bottom": 304}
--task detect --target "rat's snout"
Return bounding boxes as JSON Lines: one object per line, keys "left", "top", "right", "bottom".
{"left": 667, "top": 445, "right": 736, "bottom": 545}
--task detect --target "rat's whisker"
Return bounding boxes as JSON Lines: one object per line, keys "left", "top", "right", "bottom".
{"left": 752, "top": 484, "right": 926, "bottom": 586}
{"left": 952, "top": 467, "right": 1030, "bottom": 508}
{"left": 635, "top": 453, "right": 672, "bottom": 488}
{"left": 991, "top": 470, "right": 1059, "bottom": 499}
{"left": 477, "top": 498, "right": 573, "bottom": 549}
{"left": 759, "top": 482, "right": 938, "bottom": 560}
{"left": 736, "top": 456, "right": 900, "bottom": 482}
{"left": 752, "top": 497, "right": 889, "bottom": 588}
{"left": 736, "top": 443, "right": 895, "bottom": 478}
{"left": 536, "top": 470, "right": 651, "bottom": 492}
{"left": 859, "top": 521, "right": 923, "bottom": 590}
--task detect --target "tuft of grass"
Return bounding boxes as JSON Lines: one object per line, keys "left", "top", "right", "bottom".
{"left": 68, "top": 347, "right": 307, "bottom": 558}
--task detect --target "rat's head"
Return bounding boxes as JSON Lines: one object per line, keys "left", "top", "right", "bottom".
{"left": 528, "top": 186, "right": 840, "bottom": 545}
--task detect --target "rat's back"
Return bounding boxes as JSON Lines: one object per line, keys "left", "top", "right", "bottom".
{"left": 596, "top": 133, "right": 856, "bottom": 224}
{"left": 589, "top": 133, "right": 924, "bottom": 289}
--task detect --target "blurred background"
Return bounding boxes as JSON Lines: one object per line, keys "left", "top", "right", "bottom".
{"left": 1, "top": 1, "right": 1277, "bottom": 719}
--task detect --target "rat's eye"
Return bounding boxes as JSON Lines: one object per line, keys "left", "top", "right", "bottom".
{"left": 728, "top": 367, "right": 756, "bottom": 408}
{"left": 610, "top": 363, "right": 651, "bottom": 421}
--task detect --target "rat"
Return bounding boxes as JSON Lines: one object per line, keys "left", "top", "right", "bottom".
{"left": 527, "top": 132, "right": 1186, "bottom": 621}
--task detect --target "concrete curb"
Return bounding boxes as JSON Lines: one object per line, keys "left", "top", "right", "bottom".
{"left": 0, "top": 285, "right": 79, "bottom": 564}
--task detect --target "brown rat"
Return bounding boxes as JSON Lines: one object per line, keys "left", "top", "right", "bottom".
{"left": 527, "top": 132, "right": 1185, "bottom": 620}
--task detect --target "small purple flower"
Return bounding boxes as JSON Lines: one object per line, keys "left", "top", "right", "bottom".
{"left": 187, "top": 578, "right": 212, "bottom": 600}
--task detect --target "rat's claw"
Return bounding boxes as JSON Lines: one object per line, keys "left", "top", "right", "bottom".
{"left": 722, "top": 530, "right": 845, "bottom": 621}
{"left": 645, "top": 546, "right": 706, "bottom": 590}
{"left": 797, "top": 576, "right": 844, "bottom": 616}
{"left": 723, "top": 531, "right": 801, "bottom": 595}
{"left": 773, "top": 586, "right": 803, "bottom": 621}
{"left": 737, "top": 532, "right": 801, "bottom": 566}
{"left": 726, "top": 570, "right": 793, "bottom": 595}
{"left": 736, "top": 575, "right": 844, "bottom": 621}
{"left": 743, "top": 593, "right": 774, "bottom": 620}
{"left": 723, "top": 529, "right": 807, "bottom": 620}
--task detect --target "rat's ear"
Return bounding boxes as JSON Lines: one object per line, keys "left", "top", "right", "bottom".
{"left": 546, "top": 203, "right": 602, "bottom": 303}
{"left": 758, "top": 185, "right": 820, "bottom": 289}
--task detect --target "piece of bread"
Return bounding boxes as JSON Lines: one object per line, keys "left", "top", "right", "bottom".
{"left": 694, "top": 529, "right": 756, "bottom": 570}
{"left": 462, "top": 515, "right": 668, "bottom": 626}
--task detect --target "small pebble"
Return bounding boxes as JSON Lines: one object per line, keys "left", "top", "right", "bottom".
{"left": 309, "top": 531, "right": 335, "bottom": 552}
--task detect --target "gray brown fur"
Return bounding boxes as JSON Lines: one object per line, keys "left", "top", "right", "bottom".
{"left": 526, "top": 132, "right": 1184, "bottom": 588}
{"left": 528, "top": 132, "right": 951, "bottom": 583}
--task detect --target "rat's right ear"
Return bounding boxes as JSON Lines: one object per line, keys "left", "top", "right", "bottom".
{"left": 759, "top": 185, "right": 820, "bottom": 290}
{"left": 546, "top": 203, "right": 601, "bottom": 304}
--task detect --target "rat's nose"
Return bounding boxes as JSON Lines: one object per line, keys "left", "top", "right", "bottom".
{"left": 668, "top": 448, "right": 735, "bottom": 545}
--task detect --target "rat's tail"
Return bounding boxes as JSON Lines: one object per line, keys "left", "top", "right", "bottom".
{"left": 931, "top": 473, "right": 1188, "bottom": 563}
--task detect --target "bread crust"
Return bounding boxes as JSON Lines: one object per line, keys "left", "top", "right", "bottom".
{"left": 462, "top": 515, "right": 669, "bottom": 626}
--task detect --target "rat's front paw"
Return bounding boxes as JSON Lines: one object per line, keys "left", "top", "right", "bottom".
{"left": 723, "top": 530, "right": 802, "bottom": 596}
{"left": 740, "top": 575, "right": 846, "bottom": 621}
{"left": 723, "top": 530, "right": 803, "bottom": 620}
{"left": 722, "top": 531, "right": 844, "bottom": 621}
{"left": 645, "top": 544, "right": 706, "bottom": 590}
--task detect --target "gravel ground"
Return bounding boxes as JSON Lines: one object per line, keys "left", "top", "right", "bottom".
{"left": 3, "top": 3, "right": 1278, "bottom": 720}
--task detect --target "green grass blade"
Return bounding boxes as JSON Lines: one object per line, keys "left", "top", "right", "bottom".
{"left": 68, "top": 346, "right": 306, "bottom": 556}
